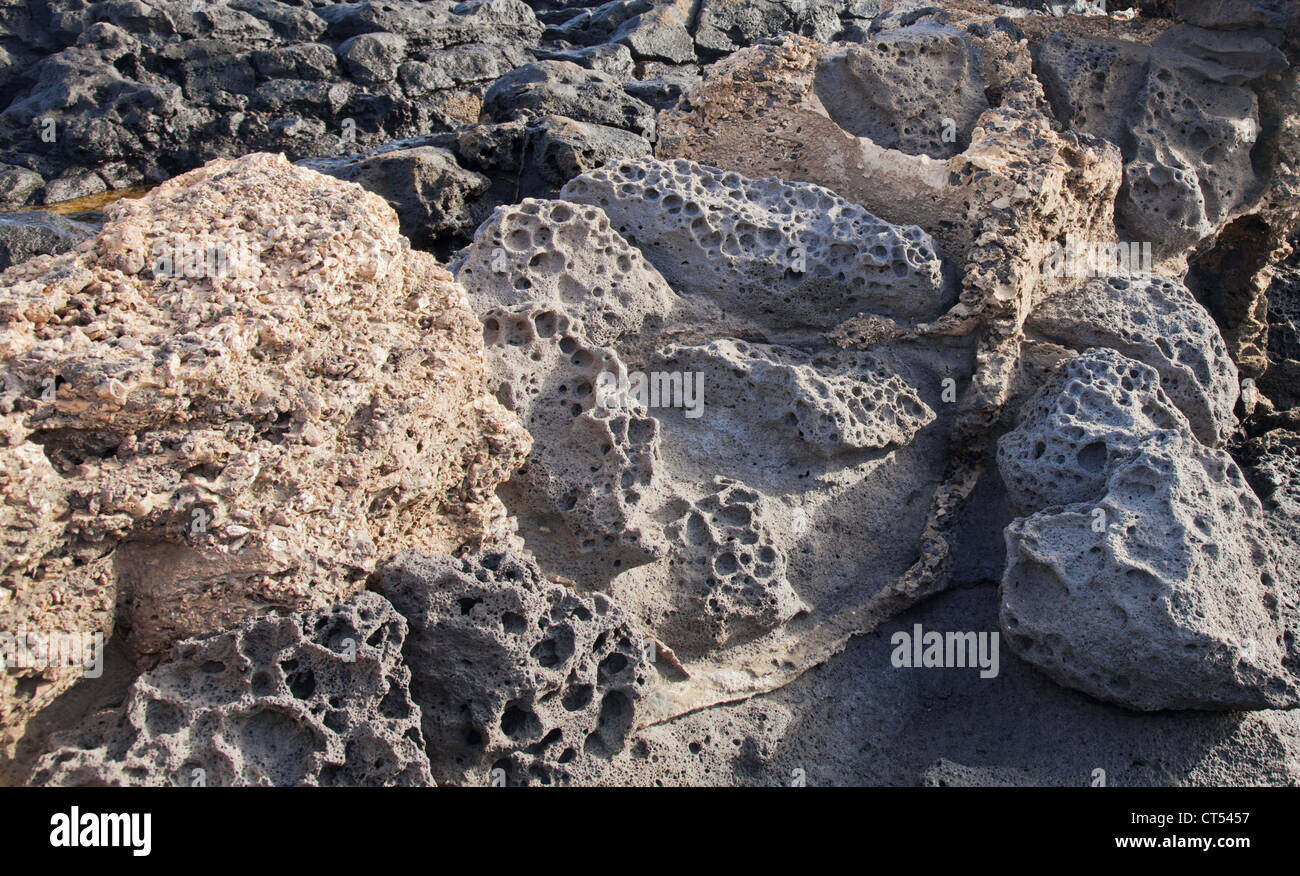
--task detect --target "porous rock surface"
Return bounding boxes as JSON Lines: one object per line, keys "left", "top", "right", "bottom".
{"left": 0, "top": 152, "right": 528, "bottom": 761}
{"left": 28, "top": 591, "right": 433, "bottom": 786}
{"left": 455, "top": 157, "right": 957, "bottom": 668}
{"left": 559, "top": 156, "right": 953, "bottom": 329}
{"left": 7, "top": 0, "right": 1300, "bottom": 787}
{"left": 374, "top": 550, "right": 654, "bottom": 786}
{"left": 1036, "top": 24, "right": 1286, "bottom": 253}
{"left": 999, "top": 348, "right": 1300, "bottom": 710}
{"left": 1026, "top": 274, "right": 1239, "bottom": 446}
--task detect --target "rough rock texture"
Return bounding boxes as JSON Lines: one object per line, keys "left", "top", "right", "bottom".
{"left": 28, "top": 592, "right": 433, "bottom": 786}
{"left": 448, "top": 114, "right": 653, "bottom": 210}
{"left": 0, "top": 0, "right": 547, "bottom": 200}
{"left": 6, "top": 0, "right": 1300, "bottom": 787}
{"left": 374, "top": 550, "right": 654, "bottom": 786}
{"left": 1036, "top": 25, "right": 1286, "bottom": 253}
{"left": 999, "top": 348, "right": 1189, "bottom": 513}
{"left": 656, "top": 477, "right": 807, "bottom": 652}
{"left": 297, "top": 144, "right": 491, "bottom": 248}
{"left": 0, "top": 153, "right": 528, "bottom": 761}
{"left": 812, "top": 22, "right": 990, "bottom": 159}
{"left": 999, "top": 349, "right": 1300, "bottom": 710}
{"left": 659, "top": 338, "right": 935, "bottom": 458}
{"left": 483, "top": 61, "right": 657, "bottom": 139}
{"left": 695, "top": 0, "right": 847, "bottom": 56}
{"left": 455, "top": 197, "right": 681, "bottom": 346}
{"left": 1263, "top": 231, "right": 1300, "bottom": 409}
{"left": 560, "top": 156, "right": 953, "bottom": 329}
{"left": 1026, "top": 275, "right": 1239, "bottom": 445}
{"left": 0, "top": 211, "right": 97, "bottom": 271}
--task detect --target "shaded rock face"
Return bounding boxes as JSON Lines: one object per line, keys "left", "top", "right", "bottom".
{"left": 483, "top": 60, "right": 657, "bottom": 139}
{"left": 374, "top": 550, "right": 653, "bottom": 786}
{"left": 28, "top": 591, "right": 433, "bottom": 787}
{"left": 297, "top": 144, "right": 491, "bottom": 248}
{"left": 1035, "top": 24, "right": 1286, "bottom": 254}
{"left": 695, "top": 0, "right": 848, "bottom": 56}
{"left": 0, "top": 153, "right": 529, "bottom": 759}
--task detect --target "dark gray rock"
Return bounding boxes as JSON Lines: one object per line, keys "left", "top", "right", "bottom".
{"left": 41, "top": 169, "right": 107, "bottom": 205}
{"left": 483, "top": 60, "right": 657, "bottom": 138}
{"left": 0, "top": 0, "right": 545, "bottom": 188}
{"left": 0, "top": 163, "right": 44, "bottom": 210}
{"left": 624, "top": 74, "right": 697, "bottom": 110}
{"left": 1173, "top": 0, "right": 1300, "bottom": 30}
{"left": 28, "top": 592, "right": 433, "bottom": 787}
{"left": 230, "top": 0, "right": 329, "bottom": 42}
{"left": 453, "top": 113, "right": 652, "bottom": 207}
{"left": 337, "top": 31, "right": 408, "bottom": 86}
{"left": 249, "top": 42, "right": 339, "bottom": 81}
{"left": 374, "top": 550, "right": 654, "bottom": 786}
{"left": 546, "top": 0, "right": 654, "bottom": 46}
{"left": 535, "top": 42, "right": 637, "bottom": 79}
{"left": 613, "top": 0, "right": 697, "bottom": 64}
{"left": 298, "top": 144, "right": 491, "bottom": 246}
{"left": 694, "top": 0, "right": 847, "bottom": 55}
{"left": 0, "top": 210, "right": 97, "bottom": 271}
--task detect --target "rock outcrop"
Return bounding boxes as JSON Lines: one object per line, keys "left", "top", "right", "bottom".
{"left": 0, "top": 152, "right": 528, "bottom": 761}
{"left": 375, "top": 550, "right": 654, "bottom": 786}
{"left": 999, "top": 349, "right": 1299, "bottom": 710}
{"left": 5, "top": 0, "right": 1300, "bottom": 788}
{"left": 29, "top": 591, "right": 432, "bottom": 786}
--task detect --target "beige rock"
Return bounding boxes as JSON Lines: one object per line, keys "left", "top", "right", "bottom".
{"left": 0, "top": 153, "right": 529, "bottom": 762}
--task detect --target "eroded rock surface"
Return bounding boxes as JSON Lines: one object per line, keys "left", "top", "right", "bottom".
{"left": 999, "top": 349, "right": 1299, "bottom": 710}
{"left": 0, "top": 152, "right": 528, "bottom": 760}
{"left": 1026, "top": 275, "right": 1239, "bottom": 446}
{"left": 6, "top": 0, "right": 1300, "bottom": 787}
{"left": 560, "top": 156, "right": 953, "bottom": 330}
{"left": 374, "top": 550, "right": 654, "bottom": 786}
{"left": 28, "top": 591, "right": 432, "bottom": 786}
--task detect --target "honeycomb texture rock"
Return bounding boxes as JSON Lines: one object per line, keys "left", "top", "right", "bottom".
{"left": 1027, "top": 275, "right": 1239, "bottom": 446}
{"left": 656, "top": 338, "right": 935, "bottom": 459}
{"left": 1037, "top": 26, "right": 1288, "bottom": 252}
{"left": 477, "top": 305, "right": 668, "bottom": 588}
{"left": 659, "top": 477, "right": 807, "bottom": 652}
{"left": 374, "top": 550, "right": 653, "bottom": 786}
{"left": 999, "top": 348, "right": 1190, "bottom": 514}
{"left": 454, "top": 198, "right": 681, "bottom": 347}
{"left": 1000, "top": 349, "right": 1300, "bottom": 711}
{"left": 559, "top": 156, "right": 952, "bottom": 329}
{"left": 28, "top": 592, "right": 433, "bottom": 786}
{"left": 811, "top": 23, "right": 989, "bottom": 159}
